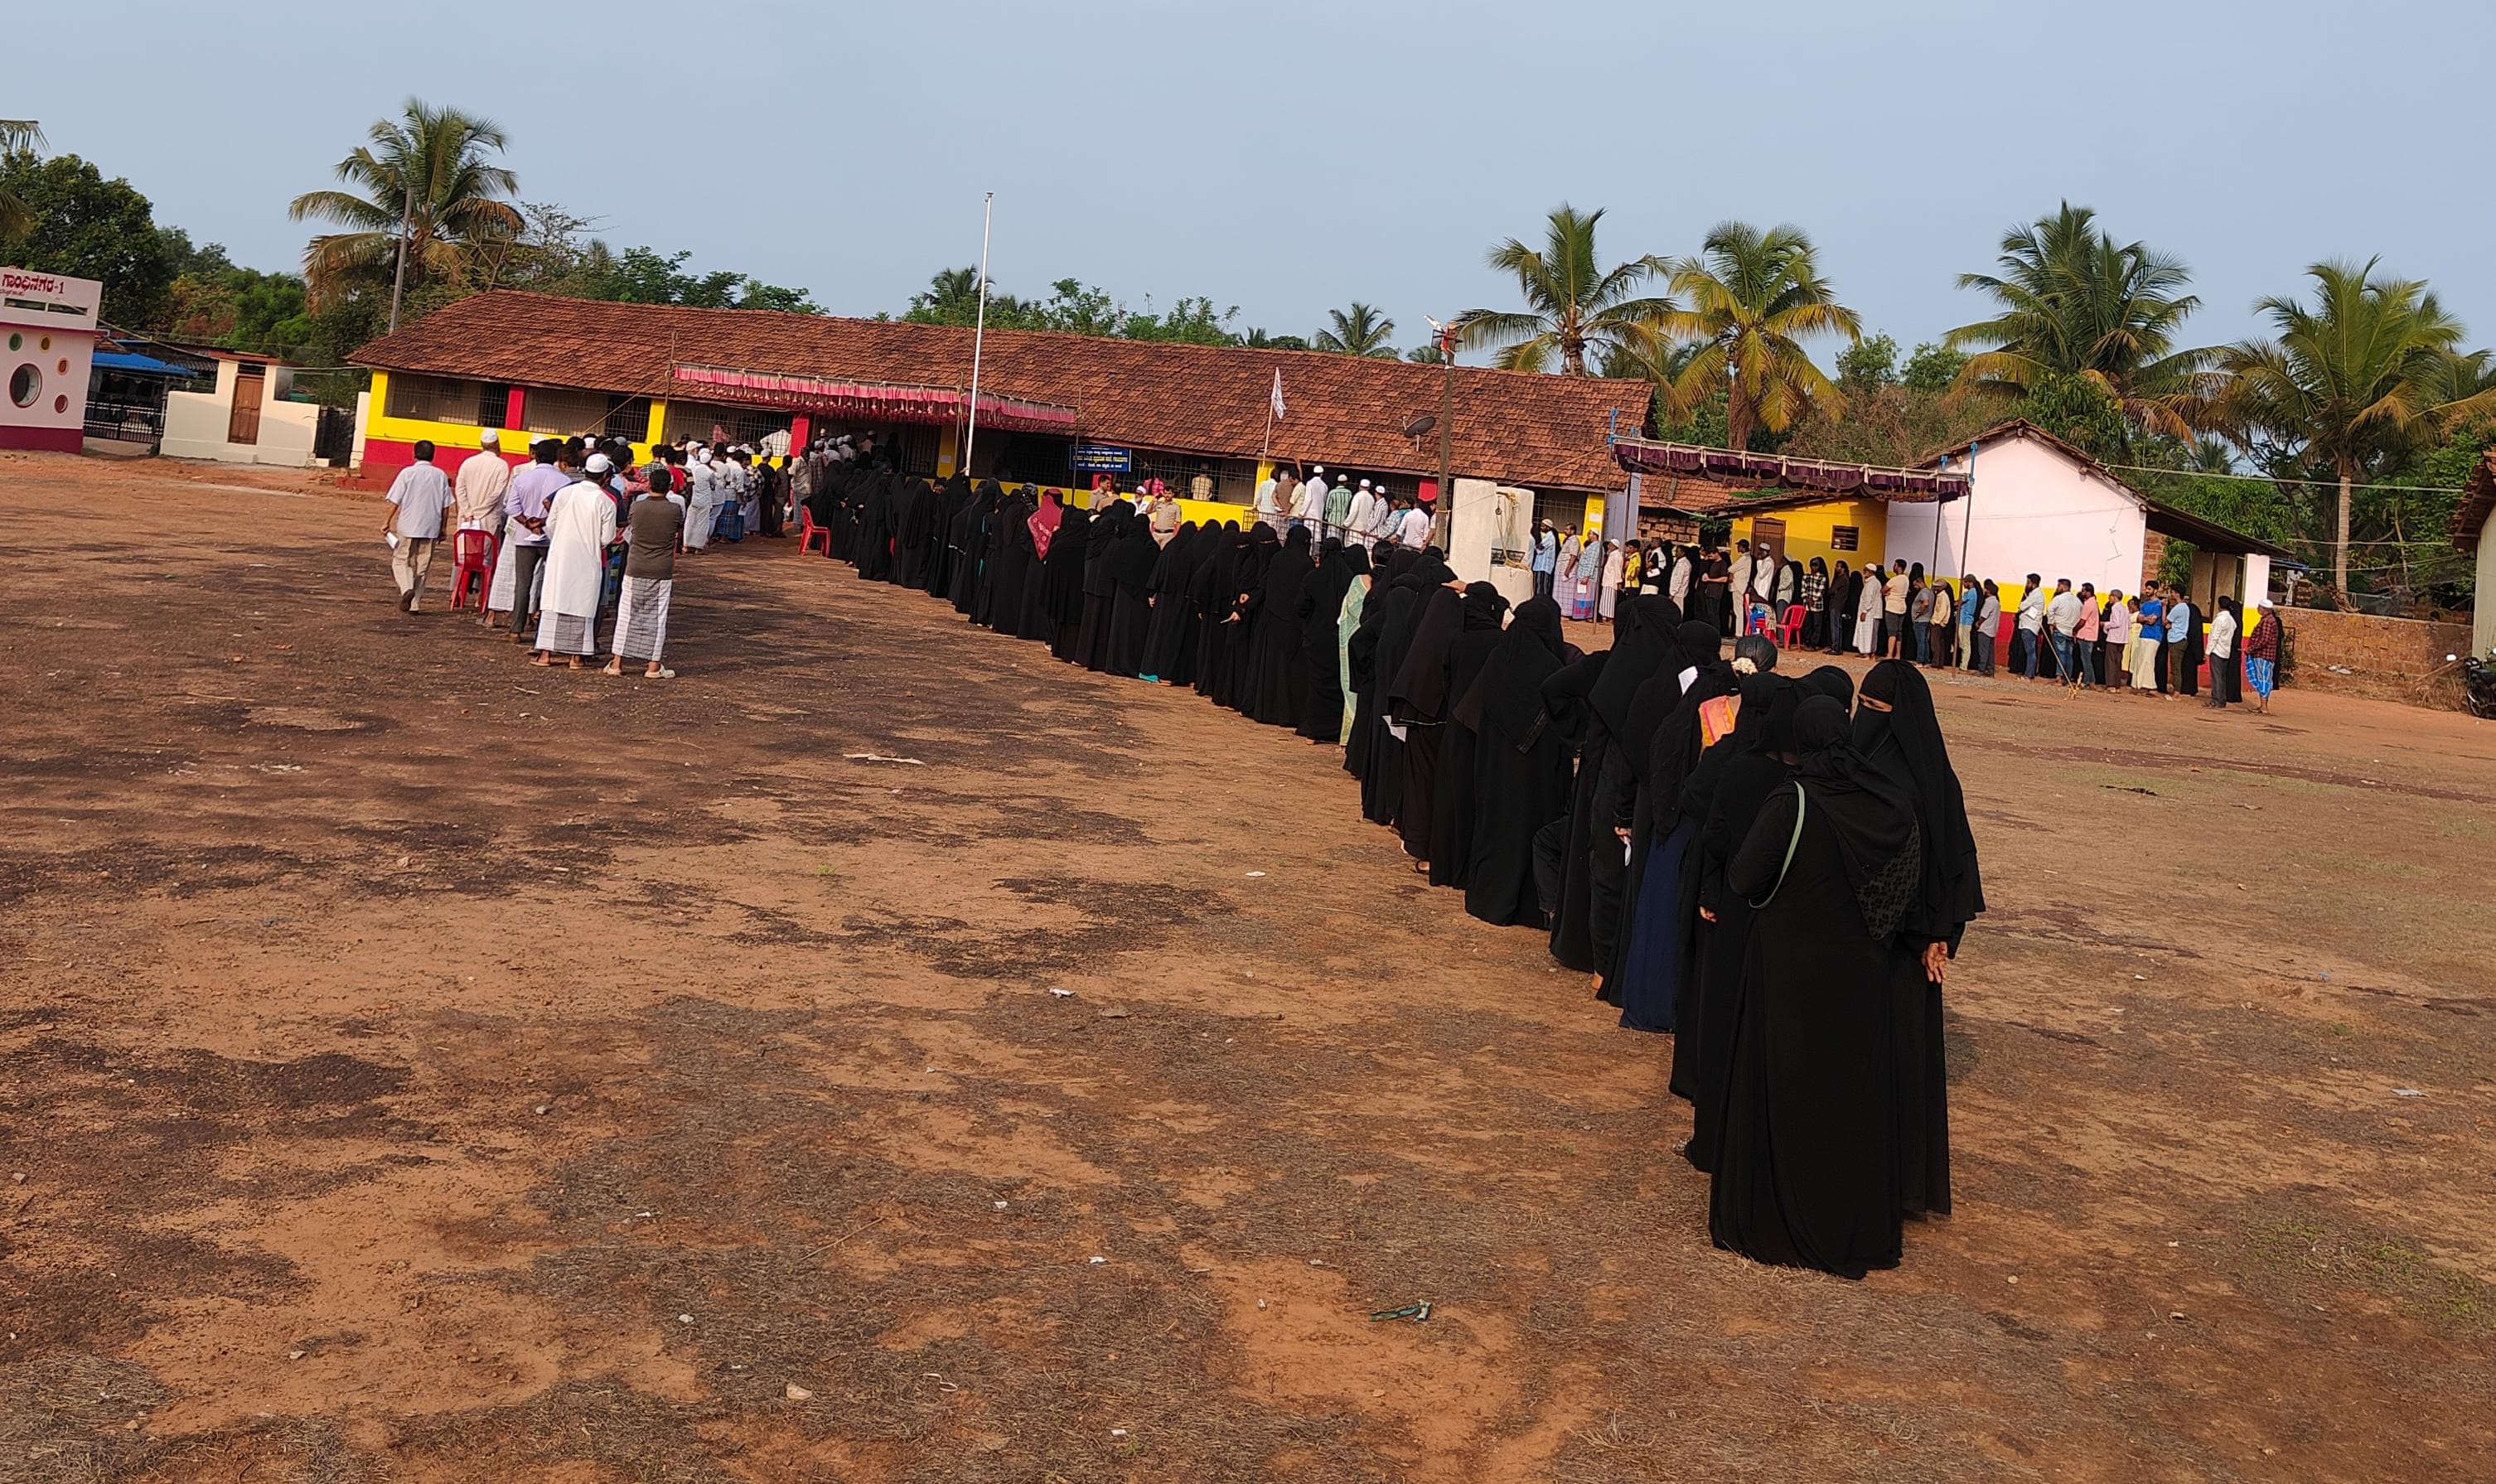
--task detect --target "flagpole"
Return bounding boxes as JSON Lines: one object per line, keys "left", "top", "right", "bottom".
{"left": 961, "top": 191, "right": 994, "bottom": 477}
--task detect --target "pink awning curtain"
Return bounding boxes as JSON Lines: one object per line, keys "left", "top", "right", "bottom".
{"left": 670, "top": 364, "right": 1080, "bottom": 433}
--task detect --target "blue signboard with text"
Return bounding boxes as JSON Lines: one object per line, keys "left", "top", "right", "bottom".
{"left": 1069, "top": 443, "right": 1132, "bottom": 474}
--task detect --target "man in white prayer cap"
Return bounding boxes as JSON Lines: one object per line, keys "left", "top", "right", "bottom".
{"left": 533, "top": 452, "right": 620, "bottom": 669}
{"left": 1343, "top": 478, "right": 1380, "bottom": 550}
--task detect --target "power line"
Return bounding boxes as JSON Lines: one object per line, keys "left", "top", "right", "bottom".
{"left": 2102, "top": 460, "right": 2465, "bottom": 495}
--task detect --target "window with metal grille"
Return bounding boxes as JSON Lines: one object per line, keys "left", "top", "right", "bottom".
{"left": 662, "top": 399, "right": 791, "bottom": 448}
{"left": 384, "top": 373, "right": 483, "bottom": 424}
{"left": 476, "top": 382, "right": 510, "bottom": 428}
{"left": 1830, "top": 525, "right": 1860, "bottom": 551}
{"left": 524, "top": 387, "right": 613, "bottom": 437}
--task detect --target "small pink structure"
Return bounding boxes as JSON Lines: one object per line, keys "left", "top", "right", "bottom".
{"left": 0, "top": 266, "right": 102, "bottom": 452}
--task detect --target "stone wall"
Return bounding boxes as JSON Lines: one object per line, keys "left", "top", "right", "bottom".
{"left": 2277, "top": 607, "right": 2474, "bottom": 706}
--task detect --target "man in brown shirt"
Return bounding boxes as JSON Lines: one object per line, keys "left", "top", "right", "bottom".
{"left": 605, "top": 466, "right": 685, "bottom": 678}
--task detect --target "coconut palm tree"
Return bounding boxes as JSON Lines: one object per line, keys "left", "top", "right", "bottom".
{"left": 1454, "top": 205, "right": 1674, "bottom": 375}
{"left": 1946, "top": 203, "right": 2213, "bottom": 441}
{"left": 1313, "top": 302, "right": 1398, "bottom": 357}
{"left": 1657, "top": 221, "right": 1860, "bottom": 451}
{"left": 288, "top": 99, "right": 520, "bottom": 312}
{"left": 0, "top": 119, "right": 43, "bottom": 242}
{"left": 2213, "top": 259, "right": 2494, "bottom": 592}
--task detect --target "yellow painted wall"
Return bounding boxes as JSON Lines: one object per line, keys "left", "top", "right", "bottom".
{"left": 1729, "top": 499, "right": 1888, "bottom": 571}
{"left": 358, "top": 374, "right": 679, "bottom": 470}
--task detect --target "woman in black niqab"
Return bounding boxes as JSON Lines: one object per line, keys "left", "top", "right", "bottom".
{"left": 1043, "top": 502, "right": 1091, "bottom": 661}
{"left": 1246, "top": 524, "right": 1317, "bottom": 727}
{"left": 1212, "top": 523, "right": 1279, "bottom": 712}
{"left": 985, "top": 486, "right": 1038, "bottom": 631}
{"left": 1852, "top": 659, "right": 1981, "bottom": 1217}
{"left": 1295, "top": 541, "right": 1355, "bottom": 743}
{"left": 1426, "top": 582, "right": 1512, "bottom": 888}
{"left": 1455, "top": 595, "right": 1572, "bottom": 926}
{"left": 1571, "top": 594, "right": 1682, "bottom": 998}
{"left": 1610, "top": 619, "right": 1737, "bottom": 1031}
{"left": 946, "top": 476, "right": 988, "bottom": 614}
{"left": 1709, "top": 694, "right": 1919, "bottom": 1280}
{"left": 1136, "top": 520, "right": 1203, "bottom": 681}
{"left": 1386, "top": 573, "right": 1466, "bottom": 863}
{"left": 1673, "top": 676, "right": 1801, "bottom": 1162}
{"left": 1104, "top": 511, "right": 1164, "bottom": 677}
{"left": 1188, "top": 524, "right": 1245, "bottom": 694}
{"left": 1074, "top": 500, "right": 1129, "bottom": 671}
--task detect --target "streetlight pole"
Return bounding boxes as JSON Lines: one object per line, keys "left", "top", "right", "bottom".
{"left": 1432, "top": 320, "right": 1456, "bottom": 549}
{"left": 387, "top": 180, "right": 414, "bottom": 334}
{"left": 961, "top": 191, "right": 995, "bottom": 477}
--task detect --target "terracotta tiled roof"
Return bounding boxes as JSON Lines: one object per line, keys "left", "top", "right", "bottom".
{"left": 351, "top": 291, "right": 1647, "bottom": 492}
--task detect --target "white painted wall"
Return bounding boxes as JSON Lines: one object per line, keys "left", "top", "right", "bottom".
{"left": 161, "top": 359, "right": 321, "bottom": 466}
{"left": 1447, "top": 477, "right": 1538, "bottom": 607}
{"left": 2476, "top": 514, "right": 2494, "bottom": 657}
{"left": 1900, "top": 435, "right": 2148, "bottom": 593}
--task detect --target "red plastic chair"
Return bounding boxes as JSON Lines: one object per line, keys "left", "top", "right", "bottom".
{"left": 797, "top": 505, "right": 832, "bottom": 556}
{"left": 448, "top": 529, "right": 498, "bottom": 611}
{"left": 1775, "top": 604, "right": 1807, "bottom": 647}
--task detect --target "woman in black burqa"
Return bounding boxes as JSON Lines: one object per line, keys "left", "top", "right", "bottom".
{"left": 1188, "top": 524, "right": 1245, "bottom": 694}
{"left": 1610, "top": 620, "right": 1734, "bottom": 1031}
{"left": 1356, "top": 553, "right": 1449, "bottom": 825}
{"left": 1454, "top": 595, "right": 1574, "bottom": 926}
{"left": 1212, "top": 524, "right": 1279, "bottom": 712}
{"left": 1426, "top": 582, "right": 1512, "bottom": 889}
{"left": 985, "top": 486, "right": 1038, "bottom": 632}
{"left": 1671, "top": 674, "right": 1798, "bottom": 1166}
{"left": 946, "top": 477, "right": 988, "bottom": 615}
{"left": 923, "top": 474, "right": 968, "bottom": 598}
{"left": 1136, "top": 521, "right": 1206, "bottom": 681}
{"left": 1710, "top": 694, "right": 1922, "bottom": 1280}
{"left": 1560, "top": 593, "right": 1682, "bottom": 997}
{"left": 1386, "top": 572, "right": 1467, "bottom": 866}
{"left": 1295, "top": 540, "right": 1355, "bottom": 742}
{"left": 1074, "top": 500, "right": 1130, "bottom": 671}
{"left": 1246, "top": 524, "right": 1317, "bottom": 727}
{"left": 1340, "top": 550, "right": 1396, "bottom": 785}
{"left": 1850, "top": 660, "right": 1983, "bottom": 1219}
{"left": 1043, "top": 502, "right": 1092, "bottom": 661}
{"left": 1537, "top": 645, "right": 1610, "bottom": 968}
{"left": 1104, "top": 512, "right": 1164, "bottom": 678}
{"left": 1013, "top": 491, "right": 1066, "bottom": 642}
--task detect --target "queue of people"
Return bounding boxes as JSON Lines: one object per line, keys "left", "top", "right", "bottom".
{"left": 796, "top": 466, "right": 1986, "bottom": 1281}
{"left": 380, "top": 429, "right": 791, "bottom": 677}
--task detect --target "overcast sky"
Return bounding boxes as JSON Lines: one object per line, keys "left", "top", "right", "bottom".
{"left": 19, "top": 0, "right": 2493, "bottom": 360}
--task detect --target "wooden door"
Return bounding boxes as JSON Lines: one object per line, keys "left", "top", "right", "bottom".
{"left": 227, "top": 364, "right": 264, "bottom": 445}
{"left": 1750, "top": 516, "right": 1785, "bottom": 566}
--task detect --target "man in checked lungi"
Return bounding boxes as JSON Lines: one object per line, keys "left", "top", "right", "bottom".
{"left": 604, "top": 465, "right": 685, "bottom": 679}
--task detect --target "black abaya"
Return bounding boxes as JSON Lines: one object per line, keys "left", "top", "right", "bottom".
{"left": 1458, "top": 597, "right": 1572, "bottom": 926}
{"left": 1246, "top": 527, "right": 1317, "bottom": 727}
{"left": 1105, "top": 524, "right": 1162, "bottom": 678}
{"left": 1427, "top": 583, "right": 1510, "bottom": 888}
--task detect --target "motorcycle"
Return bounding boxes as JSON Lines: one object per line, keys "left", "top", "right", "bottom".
{"left": 2452, "top": 650, "right": 2496, "bottom": 719}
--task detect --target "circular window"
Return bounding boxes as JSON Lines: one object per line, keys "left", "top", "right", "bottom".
{"left": 56, "top": 357, "right": 69, "bottom": 375}
{"left": 10, "top": 364, "right": 41, "bottom": 408}
{"left": 54, "top": 394, "right": 69, "bottom": 413}
{"left": 38, "top": 336, "right": 51, "bottom": 352}
{"left": 4, "top": 332, "right": 17, "bottom": 351}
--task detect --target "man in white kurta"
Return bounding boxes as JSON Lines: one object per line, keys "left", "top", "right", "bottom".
{"left": 534, "top": 455, "right": 621, "bottom": 667}
{"left": 1342, "top": 481, "right": 1379, "bottom": 549}
{"left": 683, "top": 449, "right": 720, "bottom": 549}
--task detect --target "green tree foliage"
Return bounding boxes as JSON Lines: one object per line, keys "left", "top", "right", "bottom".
{"left": 1901, "top": 341, "right": 1966, "bottom": 394}
{"left": 288, "top": 99, "right": 521, "bottom": 311}
{"left": 2213, "top": 259, "right": 2489, "bottom": 595}
{"left": 1658, "top": 221, "right": 1860, "bottom": 451}
{"left": 1454, "top": 204, "right": 1674, "bottom": 375}
{"left": 1246, "top": 328, "right": 1313, "bottom": 351}
{"left": 1947, "top": 202, "right": 2212, "bottom": 442}
{"left": 0, "top": 118, "right": 41, "bottom": 241}
{"left": 157, "top": 233, "right": 315, "bottom": 350}
{"left": 1313, "top": 302, "right": 1398, "bottom": 357}
{"left": 1837, "top": 332, "right": 1899, "bottom": 389}
{"left": 2020, "top": 372, "right": 2131, "bottom": 462}
{"left": 0, "top": 149, "right": 178, "bottom": 324}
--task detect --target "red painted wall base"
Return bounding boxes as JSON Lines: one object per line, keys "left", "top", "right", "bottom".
{"left": 0, "top": 424, "right": 84, "bottom": 452}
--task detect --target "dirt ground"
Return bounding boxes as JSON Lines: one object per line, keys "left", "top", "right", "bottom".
{"left": 3, "top": 448, "right": 2492, "bottom": 1484}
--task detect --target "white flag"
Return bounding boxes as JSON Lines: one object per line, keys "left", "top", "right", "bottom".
{"left": 1269, "top": 369, "right": 1286, "bottom": 421}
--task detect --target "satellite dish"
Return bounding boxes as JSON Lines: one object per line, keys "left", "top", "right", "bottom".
{"left": 1402, "top": 414, "right": 1436, "bottom": 438}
